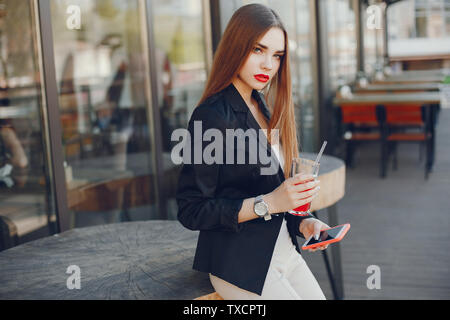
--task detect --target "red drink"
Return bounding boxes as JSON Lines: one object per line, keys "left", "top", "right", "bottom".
{"left": 291, "top": 179, "right": 314, "bottom": 216}
{"left": 288, "top": 157, "right": 320, "bottom": 217}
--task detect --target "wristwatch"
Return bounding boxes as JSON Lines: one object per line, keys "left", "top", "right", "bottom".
{"left": 254, "top": 195, "right": 271, "bottom": 221}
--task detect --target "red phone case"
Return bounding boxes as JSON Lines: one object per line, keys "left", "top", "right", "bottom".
{"left": 301, "top": 223, "right": 350, "bottom": 250}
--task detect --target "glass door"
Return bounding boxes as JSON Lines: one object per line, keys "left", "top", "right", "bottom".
{"left": 150, "top": 0, "right": 209, "bottom": 219}
{"left": 50, "top": 0, "right": 158, "bottom": 228}
{"left": 0, "top": 0, "right": 57, "bottom": 251}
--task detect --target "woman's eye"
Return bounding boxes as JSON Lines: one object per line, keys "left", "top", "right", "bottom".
{"left": 274, "top": 54, "right": 284, "bottom": 60}
{"left": 253, "top": 47, "right": 262, "bottom": 53}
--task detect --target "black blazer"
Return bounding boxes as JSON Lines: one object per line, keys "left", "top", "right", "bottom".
{"left": 176, "top": 83, "right": 313, "bottom": 295}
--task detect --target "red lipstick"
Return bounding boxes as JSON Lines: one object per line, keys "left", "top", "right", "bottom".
{"left": 254, "top": 74, "right": 269, "bottom": 83}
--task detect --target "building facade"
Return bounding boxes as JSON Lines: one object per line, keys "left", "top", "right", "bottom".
{"left": 387, "top": 0, "right": 450, "bottom": 69}
{"left": 0, "top": 0, "right": 410, "bottom": 251}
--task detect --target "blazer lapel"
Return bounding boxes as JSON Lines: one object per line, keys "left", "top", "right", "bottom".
{"left": 224, "top": 84, "right": 285, "bottom": 182}
{"left": 253, "top": 90, "right": 286, "bottom": 183}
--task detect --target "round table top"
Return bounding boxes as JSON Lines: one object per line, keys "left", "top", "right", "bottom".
{"left": 0, "top": 220, "right": 211, "bottom": 300}
{"left": 299, "top": 152, "right": 344, "bottom": 175}
{"left": 333, "top": 91, "right": 441, "bottom": 105}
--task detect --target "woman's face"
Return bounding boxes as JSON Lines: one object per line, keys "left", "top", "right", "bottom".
{"left": 236, "top": 27, "right": 285, "bottom": 92}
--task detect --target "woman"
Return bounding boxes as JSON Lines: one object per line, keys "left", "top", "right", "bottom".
{"left": 176, "top": 4, "right": 329, "bottom": 300}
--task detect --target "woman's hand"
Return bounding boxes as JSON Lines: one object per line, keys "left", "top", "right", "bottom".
{"left": 263, "top": 174, "right": 320, "bottom": 214}
{"left": 299, "top": 218, "right": 330, "bottom": 252}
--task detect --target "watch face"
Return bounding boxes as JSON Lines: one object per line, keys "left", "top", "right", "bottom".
{"left": 255, "top": 202, "right": 268, "bottom": 216}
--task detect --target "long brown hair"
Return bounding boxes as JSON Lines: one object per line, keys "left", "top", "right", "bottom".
{"left": 198, "top": 4, "right": 299, "bottom": 178}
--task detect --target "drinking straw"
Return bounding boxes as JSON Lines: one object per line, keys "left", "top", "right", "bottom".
{"left": 313, "top": 141, "right": 327, "bottom": 174}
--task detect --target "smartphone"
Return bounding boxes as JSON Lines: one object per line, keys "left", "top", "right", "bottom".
{"left": 301, "top": 223, "right": 350, "bottom": 250}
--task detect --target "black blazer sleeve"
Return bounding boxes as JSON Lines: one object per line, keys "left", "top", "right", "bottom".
{"left": 290, "top": 214, "right": 313, "bottom": 239}
{"left": 176, "top": 105, "right": 245, "bottom": 233}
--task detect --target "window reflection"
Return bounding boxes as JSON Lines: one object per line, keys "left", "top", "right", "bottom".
{"left": 387, "top": 0, "right": 450, "bottom": 66}
{"left": 326, "top": 0, "right": 357, "bottom": 89}
{"left": 0, "top": 0, "right": 56, "bottom": 251}
{"left": 267, "top": 0, "right": 315, "bottom": 151}
{"left": 293, "top": 0, "right": 315, "bottom": 152}
{"left": 51, "top": 0, "right": 158, "bottom": 227}
{"left": 151, "top": 0, "right": 208, "bottom": 219}
{"left": 363, "top": 3, "right": 384, "bottom": 76}
{"left": 388, "top": 0, "right": 450, "bottom": 40}
{"left": 239, "top": 0, "right": 316, "bottom": 151}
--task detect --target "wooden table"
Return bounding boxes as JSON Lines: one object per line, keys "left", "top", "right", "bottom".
{"left": 301, "top": 152, "right": 346, "bottom": 300}
{"left": 333, "top": 92, "right": 441, "bottom": 105}
{"left": 0, "top": 220, "right": 212, "bottom": 299}
{"left": 354, "top": 83, "right": 441, "bottom": 93}
{"left": 389, "top": 69, "right": 449, "bottom": 77}
{"left": 0, "top": 153, "right": 347, "bottom": 300}
{"left": 374, "top": 73, "right": 446, "bottom": 84}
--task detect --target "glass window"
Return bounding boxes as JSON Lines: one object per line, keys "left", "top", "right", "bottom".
{"left": 447, "top": 14, "right": 450, "bottom": 35}
{"left": 235, "top": 1, "right": 316, "bottom": 151}
{"left": 389, "top": 0, "right": 450, "bottom": 38}
{"left": 292, "top": 0, "right": 315, "bottom": 152}
{"left": 363, "top": 3, "right": 380, "bottom": 75}
{"left": 50, "top": 0, "right": 159, "bottom": 228}
{"left": 150, "top": 0, "right": 209, "bottom": 219}
{"left": 387, "top": 0, "right": 416, "bottom": 39}
{"left": 446, "top": 0, "right": 450, "bottom": 35}
{"left": 326, "top": 0, "right": 357, "bottom": 89}
{"left": 0, "top": 0, "right": 57, "bottom": 251}
{"left": 266, "top": 0, "right": 313, "bottom": 151}
{"left": 415, "top": 15, "right": 429, "bottom": 37}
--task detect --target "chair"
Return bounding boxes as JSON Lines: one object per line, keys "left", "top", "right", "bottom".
{"left": 380, "top": 103, "right": 432, "bottom": 179}
{"left": 338, "top": 104, "right": 384, "bottom": 176}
